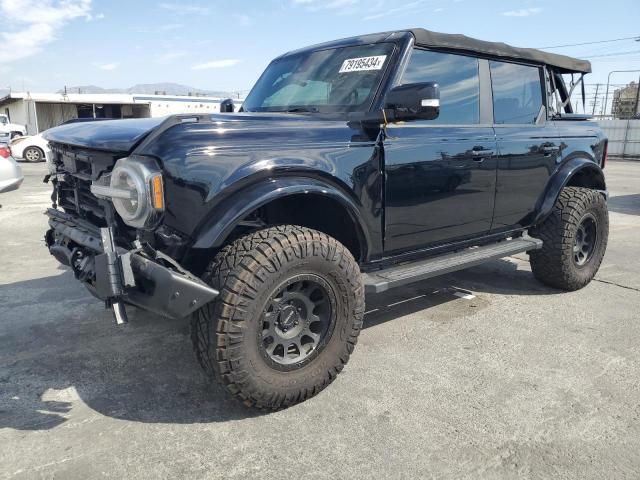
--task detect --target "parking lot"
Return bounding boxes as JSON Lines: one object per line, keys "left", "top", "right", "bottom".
{"left": 1, "top": 160, "right": 639, "bottom": 479}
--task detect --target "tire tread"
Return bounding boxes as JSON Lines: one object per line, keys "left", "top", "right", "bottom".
{"left": 191, "top": 225, "right": 364, "bottom": 410}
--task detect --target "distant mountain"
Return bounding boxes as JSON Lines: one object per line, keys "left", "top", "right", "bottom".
{"left": 57, "top": 82, "right": 240, "bottom": 97}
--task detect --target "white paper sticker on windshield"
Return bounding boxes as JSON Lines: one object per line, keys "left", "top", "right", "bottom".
{"left": 339, "top": 55, "right": 387, "bottom": 73}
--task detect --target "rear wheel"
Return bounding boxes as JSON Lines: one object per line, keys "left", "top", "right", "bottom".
{"left": 529, "top": 186, "right": 608, "bottom": 291}
{"left": 23, "top": 146, "right": 44, "bottom": 162}
{"left": 191, "top": 225, "right": 365, "bottom": 409}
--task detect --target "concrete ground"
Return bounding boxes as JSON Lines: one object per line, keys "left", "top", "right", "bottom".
{"left": 1, "top": 160, "right": 639, "bottom": 479}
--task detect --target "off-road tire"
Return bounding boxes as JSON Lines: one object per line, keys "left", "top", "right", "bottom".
{"left": 191, "top": 225, "right": 365, "bottom": 409}
{"left": 530, "top": 186, "right": 608, "bottom": 291}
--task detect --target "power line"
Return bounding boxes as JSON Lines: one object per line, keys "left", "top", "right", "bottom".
{"left": 538, "top": 35, "right": 640, "bottom": 49}
{"left": 585, "top": 49, "right": 640, "bottom": 59}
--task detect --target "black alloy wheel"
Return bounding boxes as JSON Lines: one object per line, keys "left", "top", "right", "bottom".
{"left": 573, "top": 214, "right": 597, "bottom": 267}
{"left": 260, "top": 274, "right": 334, "bottom": 370}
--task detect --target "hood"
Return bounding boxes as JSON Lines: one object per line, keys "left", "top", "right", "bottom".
{"left": 43, "top": 117, "right": 165, "bottom": 153}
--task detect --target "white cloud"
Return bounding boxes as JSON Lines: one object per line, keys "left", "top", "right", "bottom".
{"left": 434, "top": 7, "right": 444, "bottom": 12}
{"left": 155, "top": 51, "right": 187, "bottom": 64}
{"left": 96, "top": 63, "right": 117, "bottom": 71}
{"left": 137, "top": 23, "right": 183, "bottom": 33}
{"left": 191, "top": 59, "right": 241, "bottom": 70}
{"left": 501, "top": 7, "right": 541, "bottom": 17}
{"left": 233, "top": 14, "right": 253, "bottom": 27}
{"left": 159, "top": 2, "right": 211, "bottom": 15}
{"left": 0, "top": 0, "right": 92, "bottom": 63}
{"left": 364, "top": 0, "right": 429, "bottom": 20}
{"left": 290, "top": 0, "right": 358, "bottom": 13}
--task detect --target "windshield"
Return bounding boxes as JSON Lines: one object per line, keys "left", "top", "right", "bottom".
{"left": 242, "top": 43, "right": 395, "bottom": 113}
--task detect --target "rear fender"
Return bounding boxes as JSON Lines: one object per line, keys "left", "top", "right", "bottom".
{"left": 533, "top": 157, "right": 606, "bottom": 225}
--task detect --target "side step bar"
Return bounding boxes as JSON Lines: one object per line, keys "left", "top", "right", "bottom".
{"left": 362, "top": 236, "right": 543, "bottom": 294}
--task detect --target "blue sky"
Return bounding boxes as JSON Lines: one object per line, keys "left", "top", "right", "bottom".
{"left": 1, "top": 0, "right": 639, "bottom": 108}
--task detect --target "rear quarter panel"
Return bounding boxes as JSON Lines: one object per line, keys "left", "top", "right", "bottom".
{"left": 555, "top": 120, "right": 606, "bottom": 167}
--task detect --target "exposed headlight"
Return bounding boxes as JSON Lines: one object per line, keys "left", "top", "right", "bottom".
{"left": 91, "top": 157, "right": 164, "bottom": 229}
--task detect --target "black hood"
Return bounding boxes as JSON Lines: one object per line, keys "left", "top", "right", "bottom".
{"left": 43, "top": 117, "right": 165, "bottom": 153}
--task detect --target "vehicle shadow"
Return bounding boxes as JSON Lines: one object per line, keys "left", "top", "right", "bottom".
{"left": 608, "top": 193, "right": 640, "bottom": 216}
{"left": 0, "top": 271, "right": 264, "bottom": 431}
{"left": 0, "top": 258, "right": 558, "bottom": 430}
{"left": 361, "top": 257, "right": 559, "bottom": 330}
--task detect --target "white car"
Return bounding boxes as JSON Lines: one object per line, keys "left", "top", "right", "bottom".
{"left": 0, "top": 114, "right": 26, "bottom": 140}
{"left": 10, "top": 133, "right": 50, "bottom": 163}
{"left": 0, "top": 144, "right": 23, "bottom": 193}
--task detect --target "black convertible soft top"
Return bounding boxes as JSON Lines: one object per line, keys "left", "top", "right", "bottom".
{"left": 409, "top": 28, "right": 591, "bottom": 74}
{"left": 283, "top": 28, "right": 591, "bottom": 74}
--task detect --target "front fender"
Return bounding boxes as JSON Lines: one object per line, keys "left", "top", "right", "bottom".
{"left": 191, "top": 177, "right": 371, "bottom": 256}
{"left": 533, "top": 157, "right": 606, "bottom": 225}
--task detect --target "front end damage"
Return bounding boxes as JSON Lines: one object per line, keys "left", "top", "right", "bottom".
{"left": 45, "top": 208, "right": 218, "bottom": 323}
{"left": 42, "top": 128, "right": 218, "bottom": 324}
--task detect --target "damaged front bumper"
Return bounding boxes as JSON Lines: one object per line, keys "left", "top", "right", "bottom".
{"left": 45, "top": 209, "right": 218, "bottom": 321}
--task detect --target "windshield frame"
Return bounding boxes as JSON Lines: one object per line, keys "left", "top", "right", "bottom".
{"left": 242, "top": 40, "right": 404, "bottom": 117}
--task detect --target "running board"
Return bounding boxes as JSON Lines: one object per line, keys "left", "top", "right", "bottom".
{"left": 363, "top": 236, "right": 543, "bottom": 294}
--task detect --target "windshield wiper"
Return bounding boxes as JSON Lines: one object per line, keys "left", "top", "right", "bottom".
{"left": 282, "top": 106, "right": 319, "bottom": 113}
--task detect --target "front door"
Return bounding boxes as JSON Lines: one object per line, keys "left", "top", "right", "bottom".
{"left": 383, "top": 49, "right": 497, "bottom": 255}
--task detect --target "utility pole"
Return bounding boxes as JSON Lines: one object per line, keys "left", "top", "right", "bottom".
{"left": 633, "top": 75, "right": 640, "bottom": 118}
{"left": 592, "top": 83, "right": 600, "bottom": 115}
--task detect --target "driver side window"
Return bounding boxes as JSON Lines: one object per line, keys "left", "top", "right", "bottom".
{"left": 401, "top": 49, "right": 480, "bottom": 124}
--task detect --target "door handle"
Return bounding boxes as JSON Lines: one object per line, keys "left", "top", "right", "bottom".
{"left": 541, "top": 145, "right": 560, "bottom": 155}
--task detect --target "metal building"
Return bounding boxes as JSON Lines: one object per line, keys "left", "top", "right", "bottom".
{"left": 0, "top": 92, "right": 235, "bottom": 135}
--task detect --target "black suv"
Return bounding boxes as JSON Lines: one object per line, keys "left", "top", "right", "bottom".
{"left": 44, "top": 29, "right": 608, "bottom": 409}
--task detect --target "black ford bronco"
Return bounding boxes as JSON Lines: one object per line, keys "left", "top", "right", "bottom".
{"left": 44, "top": 29, "right": 608, "bottom": 409}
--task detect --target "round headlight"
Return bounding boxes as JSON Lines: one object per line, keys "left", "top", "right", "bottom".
{"left": 111, "top": 166, "right": 143, "bottom": 221}
{"left": 107, "top": 157, "right": 164, "bottom": 229}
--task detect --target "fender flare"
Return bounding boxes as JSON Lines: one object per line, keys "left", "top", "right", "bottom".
{"left": 191, "top": 176, "right": 371, "bottom": 259}
{"left": 533, "top": 157, "right": 606, "bottom": 225}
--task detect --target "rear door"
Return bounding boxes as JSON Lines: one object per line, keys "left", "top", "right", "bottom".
{"left": 489, "top": 61, "right": 562, "bottom": 231}
{"left": 383, "top": 49, "right": 498, "bottom": 255}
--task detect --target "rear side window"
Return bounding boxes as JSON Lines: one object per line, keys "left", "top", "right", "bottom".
{"left": 490, "top": 61, "right": 543, "bottom": 124}
{"left": 401, "top": 49, "right": 480, "bottom": 124}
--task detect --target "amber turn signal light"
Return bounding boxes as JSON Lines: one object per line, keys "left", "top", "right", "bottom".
{"left": 151, "top": 174, "right": 164, "bottom": 210}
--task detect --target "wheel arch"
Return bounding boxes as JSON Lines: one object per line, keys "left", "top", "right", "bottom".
{"left": 533, "top": 157, "right": 606, "bottom": 226}
{"left": 191, "top": 177, "right": 371, "bottom": 262}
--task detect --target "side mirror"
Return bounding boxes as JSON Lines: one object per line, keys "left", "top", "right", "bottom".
{"left": 384, "top": 82, "right": 440, "bottom": 122}
{"left": 219, "top": 98, "right": 235, "bottom": 113}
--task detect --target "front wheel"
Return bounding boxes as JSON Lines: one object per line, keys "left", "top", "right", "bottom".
{"left": 191, "top": 226, "right": 365, "bottom": 409}
{"left": 529, "top": 186, "right": 608, "bottom": 291}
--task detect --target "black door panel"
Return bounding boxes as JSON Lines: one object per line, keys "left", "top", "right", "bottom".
{"left": 488, "top": 60, "right": 558, "bottom": 231}
{"left": 384, "top": 126, "right": 498, "bottom": 254}
{"left": 491, "top": 125, "right": 561, "bottom": 230}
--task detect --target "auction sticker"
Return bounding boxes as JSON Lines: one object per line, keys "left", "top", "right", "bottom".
{"left": 339, "top": 55, "right": 387, "bottom": 73}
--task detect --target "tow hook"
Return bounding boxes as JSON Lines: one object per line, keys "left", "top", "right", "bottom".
{"left": 109, "top": 299, "right": 129, "bottom": 325}
{"left": 98, "top": 226, "right": 134, "bottom": 325}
